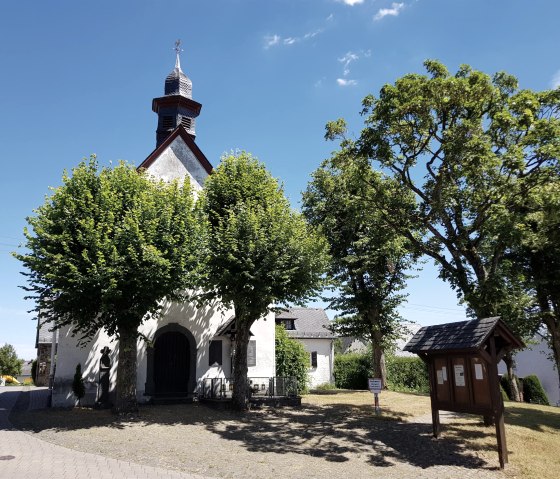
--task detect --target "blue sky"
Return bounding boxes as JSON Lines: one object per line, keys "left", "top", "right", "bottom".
{"left": 1, "top": 0, "right": 559, "bottom": 359}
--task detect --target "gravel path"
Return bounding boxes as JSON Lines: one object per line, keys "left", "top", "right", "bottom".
{"left": 8, "top": 388, "right": 509, "bottom": 479}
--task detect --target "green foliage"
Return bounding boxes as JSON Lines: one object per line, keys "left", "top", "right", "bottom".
{"left": 385, "top": 355, "right": 429, "bottom": 393}
{"left": 0, "top": 344, "right": 23, "bottom": 376}
{"left": 72, "top": 363, "right": 86, "bottom": 405}
{"left": 15, "top": 157, "right": 202, "bottom": 412}
{"left": 303, "top": 152, "right": 418, "bottom": 380}
{"left": 333, "top": 353, "right": 371, "bottom": 389}
{"left": 201, "top": 152, "right": 329, "bottom": 409}
{"left": 314, "top": 382, "right": 337, "bottom": 390}
{"left": 275, "top": 325, "right": 309, "bottom": 394}
{"left": 338, "top": 60, "right": 559, "bottom": 341}
{"left": 500, "top": 383, "right": 509, "bottom": 402}
{"left": 522, "top": 374, "right": 550, "bottom": 406}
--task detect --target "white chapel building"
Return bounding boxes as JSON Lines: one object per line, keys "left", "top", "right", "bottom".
{"left": 51, "top": 51, "right": 276, "bottom": 407}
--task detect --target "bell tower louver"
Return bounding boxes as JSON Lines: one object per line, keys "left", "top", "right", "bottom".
{"left": 152, "top": 40, "right": 202, "bottom": 148}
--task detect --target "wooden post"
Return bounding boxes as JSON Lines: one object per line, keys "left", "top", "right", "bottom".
{"left": 488, "top": 335, "right": 508, "bottom": 468}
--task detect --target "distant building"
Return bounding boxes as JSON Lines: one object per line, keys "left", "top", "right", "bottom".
{"left": 35, "top": 319, "right": 57, "bottom": 386}
{"left": 498, "top": 333, "right": 560, "bottom": 406}
{"left": 276, "top": 308, "right": 335, "bottom": 388}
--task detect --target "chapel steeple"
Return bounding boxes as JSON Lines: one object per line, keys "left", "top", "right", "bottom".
{"left": 152, "top": 40, "right": 202, "bottom": 147}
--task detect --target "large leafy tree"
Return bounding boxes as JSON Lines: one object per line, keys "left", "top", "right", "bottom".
{"left": 201, "top": 152, "right": 328, "bottom": 410}
{"left": 303, "top": 152, "right": 417, "bottom": 386}
{"left": 16, "top": 157, "right": 202, "bottom": 413}
{"left": 513, "top": 179, "right": 560, "bottom": 387}
{"left": 0, "top": 344, "right": 23, "bottom": 376}
{"left": 329, "top": 61, "right": 559, "bottom": 398}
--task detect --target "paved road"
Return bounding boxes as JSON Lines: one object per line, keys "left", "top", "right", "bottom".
{"left": 0, "top": 387, "right": 212, "bottom": 479}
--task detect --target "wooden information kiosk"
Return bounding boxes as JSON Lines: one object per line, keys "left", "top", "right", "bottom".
{"left": 404, "top": 317, "right": 524, "bottom": 469}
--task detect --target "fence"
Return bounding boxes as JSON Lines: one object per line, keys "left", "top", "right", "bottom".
{"left": 199, "top": 376, "right": 298, "bottom": 399}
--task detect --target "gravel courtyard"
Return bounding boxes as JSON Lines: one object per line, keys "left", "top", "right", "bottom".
{"left": 10, "top": 390, "right": 508, "bottom": 479}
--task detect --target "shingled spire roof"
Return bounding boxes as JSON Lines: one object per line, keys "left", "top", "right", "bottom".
{"left": 164, "top": 40, "right": 192, "bottom": 98}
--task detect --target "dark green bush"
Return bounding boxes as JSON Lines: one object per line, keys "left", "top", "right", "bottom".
{"left": 501, "top": 373, "right": 523, "bottom": 401}
{"left": 334, "top": 353, "right": 371, "bottom": 389}
{"left": 522, "top": 374, "right": 550, "bottom": 406}
{"left": 500, "top": 383, "right": 509, "bottom": 401}
{"left": 72, "top": 363, "right": 86, "bottom": 406}
{"left": 386, "top": 355, "right": 429, "bottom": 393}
{"left": 275, "top": 325, "right": 309, "bottom": 394}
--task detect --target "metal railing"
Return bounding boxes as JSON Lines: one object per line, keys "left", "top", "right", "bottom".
{"left": 199, "top": 376, "right": 298, "bottom": 399}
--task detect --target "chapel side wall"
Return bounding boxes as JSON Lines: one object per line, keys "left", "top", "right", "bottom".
{"left": 247, "top": 312, "right": 276, "bottom": 380}
{"left": 299, "top": 338, "right": 334, "bottom": 388}
{"left": 52, "top": 326, "right": 117, "bottom": 407}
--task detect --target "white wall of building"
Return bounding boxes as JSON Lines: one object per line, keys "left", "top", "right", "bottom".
{"left": 498, "top": 336, "right": 560, "bottom": 407}
{"left": 298, "top": 338, "right": 334, "bottom": 388}
{"left": 52, "top": 298, "right": 276, "bottom": 407}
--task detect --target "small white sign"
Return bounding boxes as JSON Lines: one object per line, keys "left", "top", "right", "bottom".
{"left": 454, "top": 365, "right": 465, "bottom": 387}
{"left": 442, "top": 366, "right": 447, "bottom": 381}
{"left": 475, "top": 363, "right": 484, "bottom": 380}
{"left": 436, "top": 370, "right": 444, "bottom": 385}
{"left": 368, "top": 378, "right": 383, "bottom": 393}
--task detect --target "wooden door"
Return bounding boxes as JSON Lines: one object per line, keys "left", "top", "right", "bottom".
{"left": 154, "top": 331, "right": 189, "bottom": 394}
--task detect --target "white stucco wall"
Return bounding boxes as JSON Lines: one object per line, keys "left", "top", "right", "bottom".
{"left": 498, "top": 336, "right": 560, "bottom": 407}
{"left": 52, "top": 299, "right": 276, "bottom": 407}
{"left": 298, "top": 338, "right": 334, "bottom": 388}
{"left": 144, "top": 135, "right": 208, "bottom": 189}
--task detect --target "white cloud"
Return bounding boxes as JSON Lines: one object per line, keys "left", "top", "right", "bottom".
{"left": 374, "top": 2, "right": 405, "bottom": 21}
{"left": 283, "top": 37, "right": 298, "bottom": 45}
{"left": 339, "top": 51, "right": 359, "bottom": 73}
{"left": 264, "top": 34, "right": 280, "bottom": 48}
{"left": 338, "top": 0, "right": 364, "bottom": 5}
{"left": 337, "top": 78, "right": 358, "bottom": 86}
{"left": 551, "top": 70, "right": 560, "bottom": 89}
{"left": 326, "top": 13, "right": 334, "bottom": 21}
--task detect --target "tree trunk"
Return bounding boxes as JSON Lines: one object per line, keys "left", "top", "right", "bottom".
{"left": 231, "top": 320, "right": 251, "bottom": 411}
{"left": 114, "top": 327, "right": 139, "bottom": 414}
{"left": 503, "top": 353, "right": 521, "bottom": 402}
{"left": 371, "top": 330, "right": 387, "bottom": 387}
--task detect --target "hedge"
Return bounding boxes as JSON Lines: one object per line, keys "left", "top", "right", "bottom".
{"left": 522, "top": 374, "right": 550, "bottom": 406}
{"left": 385, "top": 356, "right": 429, "bottom": 393}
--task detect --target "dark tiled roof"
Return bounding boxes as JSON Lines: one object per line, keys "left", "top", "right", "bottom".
{"left": 276, "top": 307, "right": 335, "bottom": 339}
{"left": 36, "top": 319, "right": 55, "bottom": 346}
{"left": 214, "top": 316, "right": 254, "bottom": 338}
{"left": 404, "top": 317, "right": 501, "bottom": 353}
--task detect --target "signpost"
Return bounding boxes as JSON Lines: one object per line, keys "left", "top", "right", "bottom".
{"left": 368, "top": 378, "right": 382, "bottom": 415}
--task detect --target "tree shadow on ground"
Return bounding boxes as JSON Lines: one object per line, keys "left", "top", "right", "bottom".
{"left": 10, "top": 392, "right": 500, "bottom": 473}
{"left": 202, "top": 403, "right": 498, "bottom": 471}
{"left": 504, "top": 405, "right": 560, "bottom": 433}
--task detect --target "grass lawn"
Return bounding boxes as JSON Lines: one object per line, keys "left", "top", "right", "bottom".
{"left": 306, "top": 390, "right": 560, "bottom": 479}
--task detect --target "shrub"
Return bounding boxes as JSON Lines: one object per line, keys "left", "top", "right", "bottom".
{"left": 275, "top": 325, "right": 309, "bottom": 394}
{"left": 501, "top": 373, "right": 522, "bottom": 401}
{"left": 386, "top": 355, "right": 429, "bottom": 393}
{"left": 500, "top": 383, "right": 509, "bottom": 402}
{"left": 522, "top": 375, "right": 550, "bottom": 406}
{"left": 72, "top": 363, "right": 86, "bottom": 406}
{"left": 334, "top": 352, "right": 371, "bottom": 389}
{"left": 314, "top": 382, "right": 337, "bottom": 390}
{"left": 31, "top": 359, "right": 37, "bottom": 384}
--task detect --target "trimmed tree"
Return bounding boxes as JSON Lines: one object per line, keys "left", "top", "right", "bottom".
{"left": 15, "top": 157, "right": 202, "bottom": 413}
{"left": 0, "top": 344, "right": 23, "bottom": 377}
{"left": 303, "top": 152, "right": 418, "bottom": 386}
{"left": 200, "top": 152, "right": 328, "bottom": 410}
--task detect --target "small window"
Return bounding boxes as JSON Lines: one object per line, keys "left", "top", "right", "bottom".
{"left": 209, "top": 340, "right": 222, "bottom": 366}
{"left": 284, "top": 319, "right": 295, "bottom": 330}
{"left": 310, "top": 351, "right": 318, "bottom": 368}
{"left": 247, "top": 340, "right": 256, "bottom": 367}
{"left": 181, "top": 117, "right": 192, "bottom": 130}
{"left": 162, "top": 116, "right": 174, "bottom": 129}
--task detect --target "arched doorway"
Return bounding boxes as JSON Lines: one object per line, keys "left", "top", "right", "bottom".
{"left": 154, "top": 331, "right": 189, "bottom": 394}
{"left": 145, "top": 323, "right": 197, "bottom": 398}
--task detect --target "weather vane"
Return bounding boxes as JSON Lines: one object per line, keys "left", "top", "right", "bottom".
{"left": 174, "top": 39, "right": 183, "bottom": 70}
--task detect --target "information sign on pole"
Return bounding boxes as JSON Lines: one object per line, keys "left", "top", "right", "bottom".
{"left": 368, "top": 378, "right": 382, "bottom": 393}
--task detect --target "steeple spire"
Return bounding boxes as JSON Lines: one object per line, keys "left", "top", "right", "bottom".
{"left": 152, "top": 40, "right": 202, "bottom": 147}
{"left": 174, "top": 39, "right": 182, "bottom": 71}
